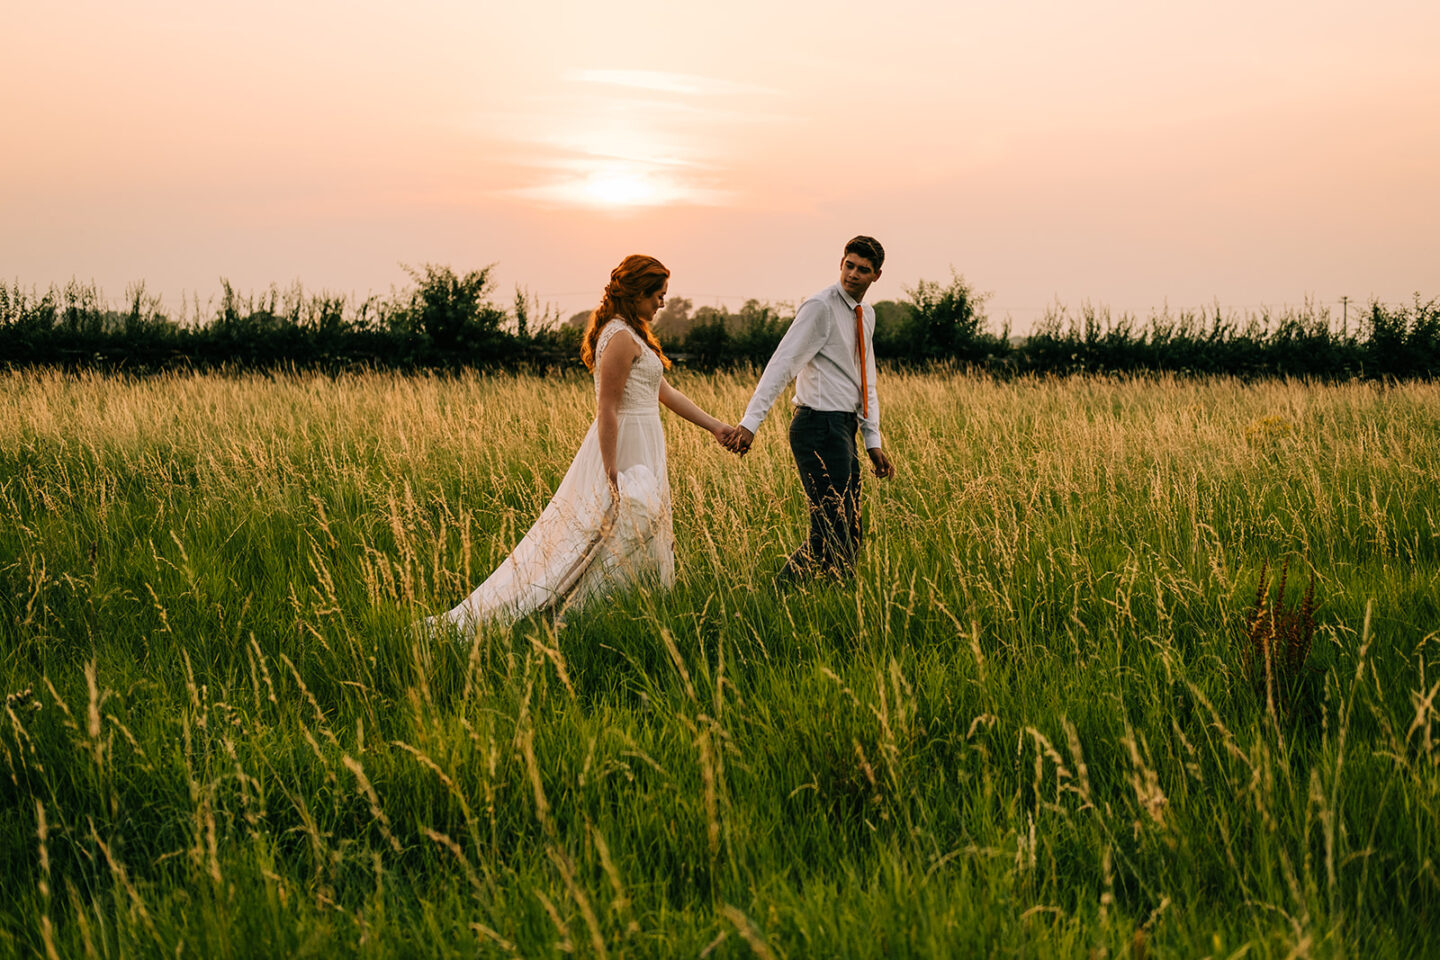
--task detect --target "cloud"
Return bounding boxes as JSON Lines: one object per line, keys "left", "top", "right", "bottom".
{"left": 475, "top": 70, "right": 782, "bottom": 209}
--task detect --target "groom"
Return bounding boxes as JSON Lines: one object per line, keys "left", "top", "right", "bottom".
{"left": 723, "top": 236, "right": 895, "bottom": 579}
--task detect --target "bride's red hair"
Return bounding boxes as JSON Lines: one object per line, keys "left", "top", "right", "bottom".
{"left": 581, "top": 255, "right": 672, "bottom": 371}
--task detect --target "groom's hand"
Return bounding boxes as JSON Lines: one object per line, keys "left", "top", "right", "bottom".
{"left": 867, "top": 447, "right": 895, "bottom": 479}
{"left": 724, "top": 426, "right": 754, "bottom": 456}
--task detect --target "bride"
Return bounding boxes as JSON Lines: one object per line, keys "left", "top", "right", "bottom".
{"left": 423, "top": 254, "right": 733, "bottom": 632}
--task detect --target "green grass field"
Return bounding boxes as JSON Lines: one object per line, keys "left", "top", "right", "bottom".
{"left": 1, "top": 368, "right": 1438, "bottom": 958}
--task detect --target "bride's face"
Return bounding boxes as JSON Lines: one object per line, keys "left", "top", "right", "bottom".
{"left": 635, "top": 279, "right": 668, "bottom": 323}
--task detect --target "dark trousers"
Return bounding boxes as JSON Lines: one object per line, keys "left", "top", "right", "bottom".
{"left": 785, "top": 406, "right": 862, "bottom": 579}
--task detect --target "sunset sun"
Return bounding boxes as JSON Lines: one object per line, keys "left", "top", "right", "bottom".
{"left": 580, "top": 168, "right": 662, "bottom": 208}
{"left": 515, "top": 159, "right": 724, "bottom": 210}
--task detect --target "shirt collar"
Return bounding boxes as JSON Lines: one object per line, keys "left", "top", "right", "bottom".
{"left": 835, "top": 284, "right": 860, "bottom": 311}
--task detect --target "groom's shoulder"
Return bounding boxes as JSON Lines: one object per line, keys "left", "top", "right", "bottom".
{"left": 796, "top": 284, "right": 839, "bottom": 315}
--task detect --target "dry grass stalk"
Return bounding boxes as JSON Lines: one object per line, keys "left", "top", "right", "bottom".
{"left": 470, "top": 922, "right": 519, "bottom": 954}
{"left": 63, "top": 878, "right": 100, "bottom": 959}
{"left": 519, "top": 727, "right": 557, "bottom": 838}
{"left": 1241, "top": 560, "right": 1318, "bottom": 719}
{"left": 660, "top": 628, "right": 698, "bottom": 704}
{"left": 531, "top": 632, "right": 577, "bottom": 702}
{"left": 91, "top": 825, "right": 164, "bottom": 948}
{"left": 719, "top": 904, "right": 777, "bottom": 960}
{"left": 422, "top": 828, "right": 485, "bottom": 898}
{"left": 588, "top": 821, "right": 634, "bottom": 926}
{"left": 548, "top": 845, "right": 608, "bottom": 959}
{"left": 280, "top": 654, "right": 339, "bottom": 745}
{"left": 37, "top": 800, "right": 61, "bottom": 960}
{"left": 342, "top": 754, "right": 404, "bottom": 854}
{"left": 699, "top": 726, "right": 722, "bottom": 862}
{"left": 532, "top": 887, "right": 574, "bottom": 954}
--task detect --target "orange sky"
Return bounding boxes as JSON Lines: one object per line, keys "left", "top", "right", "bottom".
{"left": 4, "top": 0, "right": 1438, "bottom": 331}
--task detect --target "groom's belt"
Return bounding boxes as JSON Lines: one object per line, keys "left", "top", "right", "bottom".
{"left": 794, "top": 405, "right": 859, "bottom": 421}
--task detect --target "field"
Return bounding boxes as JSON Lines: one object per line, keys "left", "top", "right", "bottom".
{"left": 1, "top": 367, "right": 1438, "bottom": 958}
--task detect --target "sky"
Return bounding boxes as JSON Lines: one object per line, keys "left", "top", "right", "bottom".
{"left": 4, "top": 0, "right": 1438, "bottom": 333}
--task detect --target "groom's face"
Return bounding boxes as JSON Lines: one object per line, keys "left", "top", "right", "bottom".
{"left": 839, "top": 253, "right": 881, "bottom": 302}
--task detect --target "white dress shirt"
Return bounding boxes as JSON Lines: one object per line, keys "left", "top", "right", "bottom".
{"left": 738, "top": 282, "right": 882, "bottom": 450}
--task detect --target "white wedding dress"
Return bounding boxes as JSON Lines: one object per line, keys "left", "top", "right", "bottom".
{"left": 424, "top": 319, "right": 675, "bottom": 632}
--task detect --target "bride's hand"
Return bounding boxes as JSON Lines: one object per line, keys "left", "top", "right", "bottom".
{"left": 711, "top": 423, "right": 734, "bottom": 444}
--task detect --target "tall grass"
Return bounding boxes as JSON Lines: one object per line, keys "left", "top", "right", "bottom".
{"left": 0, "top": 368, "right": 1437, "bottom": 957}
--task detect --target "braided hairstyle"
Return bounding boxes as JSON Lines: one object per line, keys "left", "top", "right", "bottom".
{"left": 581, "top": 254, "right": 672, "bottom": 371}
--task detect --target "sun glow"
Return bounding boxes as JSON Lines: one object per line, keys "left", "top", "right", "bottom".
{"left": 513, "top": 159, "right": 728, "bottom": 210}
{"left": 490, "top": 69, "right": 771, "bottom": 211}
{"left": 577, "top": 168, "right": 665, "bottom": 208}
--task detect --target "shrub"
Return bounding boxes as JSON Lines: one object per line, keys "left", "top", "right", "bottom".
{"left": 1, "top": 269, "right": 1435, "bottom": 380}
{"left": 400, "top": 264, "right": 507, "bottom": 359}
{"left": 901, "top": 272, "right": 1007, "bottom": 363}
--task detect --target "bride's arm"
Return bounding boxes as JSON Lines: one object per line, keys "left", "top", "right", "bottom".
{"left": 659, "top": 377, "right": 731, "bottom": 441}
{"left": 596, "top": 335, "right": 640, "bottom": 486}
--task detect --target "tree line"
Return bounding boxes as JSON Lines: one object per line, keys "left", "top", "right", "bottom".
{"left": 3, "top": 267, "right": 1436, "bottom": 379}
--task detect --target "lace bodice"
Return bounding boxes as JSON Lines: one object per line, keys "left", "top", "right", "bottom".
{"left": 595, "top": 320, "right": 664, "bottom": 415}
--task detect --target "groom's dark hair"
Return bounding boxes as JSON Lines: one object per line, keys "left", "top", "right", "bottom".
{"left": 844, "top": 235, "right": 885, "bottom": 270}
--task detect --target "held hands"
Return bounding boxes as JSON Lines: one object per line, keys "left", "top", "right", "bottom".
{"left": 720, "top": 425, "right": 754, "bottom": 456}
{"left": 710, "top": 422, "right": 746, "bottom": 456}
{"left": 706, "top": 418, "right": 751, "bottom": 457}
{"left": 713, "top": 422, "right": 890, "bottom": 475}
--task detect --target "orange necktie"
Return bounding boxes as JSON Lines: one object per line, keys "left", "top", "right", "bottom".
{"left": 854, "top": 303, "right": 869, "bottom": 419}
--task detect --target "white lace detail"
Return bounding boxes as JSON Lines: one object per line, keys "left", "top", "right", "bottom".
{"left": 594, "top": 319, "right": 629, "bottom": 363}
{"left": 594, "top": 319, "right": 663, "bottom": 416}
